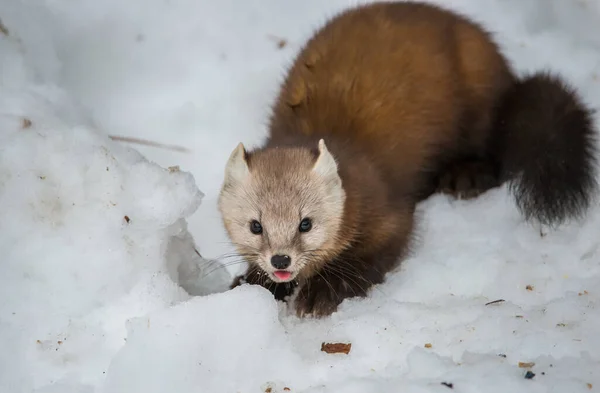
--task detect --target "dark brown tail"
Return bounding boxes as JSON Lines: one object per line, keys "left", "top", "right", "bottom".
{"left": 494, "top": 71, "right": 598, "bottom": 226}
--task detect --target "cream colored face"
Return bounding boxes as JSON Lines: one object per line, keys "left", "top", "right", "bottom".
{"left": 218, "top": 139, "right": 346, "bottom": 283}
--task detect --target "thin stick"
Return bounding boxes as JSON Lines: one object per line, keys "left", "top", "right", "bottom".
{"left": 0, "top": 19, "right": 9, "bottom": 36}
{"left": 108, "top": 135, "right": 192, "bottom": 153}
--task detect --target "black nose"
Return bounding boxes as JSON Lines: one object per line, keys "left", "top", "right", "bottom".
{"left": 271, "top": 254, "right": 291, "bottom": 269}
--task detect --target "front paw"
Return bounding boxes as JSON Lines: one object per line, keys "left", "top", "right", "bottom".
{"left": 231, "top": 268, "right": 296, "bottom": 301}
{"left": 294, "top": 276, "right": 342, "bottom": 318}
{"left": 230, "top": 267, "right": 264, "bottom": 289}
{"left": 230, "top": 273, "right": 246, "bottom": 289}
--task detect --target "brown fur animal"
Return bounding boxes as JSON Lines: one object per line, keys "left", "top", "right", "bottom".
{"left": 218, "top": 1, "right": 597, "bottom": 317}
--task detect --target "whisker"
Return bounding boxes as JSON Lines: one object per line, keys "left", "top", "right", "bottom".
{"left": 199, "top": 261, "right": 250, "bottom": 280}
{"left": 323, "top": 268, "right": 359, "bottom": 297}
{"left": 300, "top": 248, "right": 389, "bottom": 298}
{"left": 323, "top": 264, "right": 367, "bottom": 295}
{"left": 315, "top": 270, "right": 339, "bottom": 300}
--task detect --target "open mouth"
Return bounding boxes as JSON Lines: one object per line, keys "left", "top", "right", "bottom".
{"left": 272, "top": 270, "right": 293, "bottom": 282}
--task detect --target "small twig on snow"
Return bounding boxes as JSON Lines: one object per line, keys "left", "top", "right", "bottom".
{"left": 108, "top": 135, "right": 191, "bottom": 153}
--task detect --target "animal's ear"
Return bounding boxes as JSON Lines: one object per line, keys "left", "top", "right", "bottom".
{"left": 312, "top": 139, "right": 339, "bottom": 179}
{"left": 224, "top": 142, "right": 249, "bottom": 185}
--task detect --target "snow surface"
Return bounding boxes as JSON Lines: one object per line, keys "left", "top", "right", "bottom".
{"left": 1, "top": 0, "right": 600, "bottom": 392}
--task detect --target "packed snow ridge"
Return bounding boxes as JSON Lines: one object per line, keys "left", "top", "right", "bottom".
{"left": 1, "top": 0, "right": 600, "bottom": 392}
{"left": 0, "top": 18, "right": 230, "bottom": 393}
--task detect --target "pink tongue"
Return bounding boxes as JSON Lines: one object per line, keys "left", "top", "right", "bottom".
{"left": 273, "top": 271, "right": 292, "bottom": 280}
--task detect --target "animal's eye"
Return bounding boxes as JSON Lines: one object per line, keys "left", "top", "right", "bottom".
{"left": 299, "top": 217, "right": 312, "bottom": 233}
{"left": 249, "top": 220, "right": 263, "bottom": 235}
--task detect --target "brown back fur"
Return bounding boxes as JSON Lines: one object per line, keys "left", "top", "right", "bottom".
{"left": 268, "top": 2, "right": 515, "bottom": 193}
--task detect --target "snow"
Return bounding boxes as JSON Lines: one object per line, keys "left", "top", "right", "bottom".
{"left": 1, "top": 0, "right": 599, "bottom": 392}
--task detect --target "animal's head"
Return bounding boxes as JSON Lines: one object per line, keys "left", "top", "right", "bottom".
{"left": 218, "top": 139, "right": 346, "bottom": 283}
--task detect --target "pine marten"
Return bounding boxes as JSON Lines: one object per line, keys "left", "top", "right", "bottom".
{"left": 218, "top": 1, "right": 598, "bottom": 317}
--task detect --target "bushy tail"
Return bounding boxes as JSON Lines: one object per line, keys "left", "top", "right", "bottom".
{"left": 494, "top": 71, "right": 598, "bottom": 226}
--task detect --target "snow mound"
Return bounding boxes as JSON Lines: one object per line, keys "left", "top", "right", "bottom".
{"left": 0, "top": 32, "right": 230, "bottom": 392}
{"left": 102, "top": 285, "right": 305, "bottom": 393}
